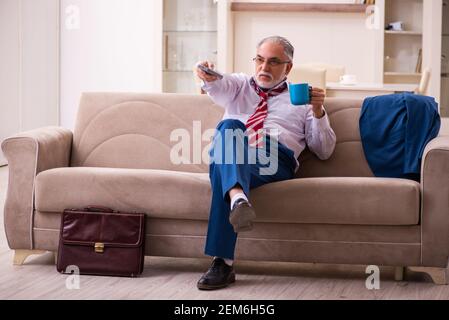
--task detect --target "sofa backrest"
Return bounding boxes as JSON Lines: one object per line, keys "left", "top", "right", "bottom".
{"left": 71, "top": 92, "right": 223, "bottom": 173}
{"left": 296, "top": 98, "right": 374, "bottom": 178}
{"left": 71, "top": 93, "right": 373, "bottom": 177}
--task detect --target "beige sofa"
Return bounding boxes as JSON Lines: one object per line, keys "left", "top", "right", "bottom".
{"left": 2, "top": 92, "right": 449, "bottom": 284}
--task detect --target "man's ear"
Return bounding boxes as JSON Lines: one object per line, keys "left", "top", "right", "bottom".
{"left": 285, "top": 63, "right": 293, "bottom": 76}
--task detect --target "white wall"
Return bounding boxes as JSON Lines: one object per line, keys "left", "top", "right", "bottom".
{"left": 0, "top": 0, "right": 59, "bottom": 166}
{"left": 232, "top": 8, "right": 382, "bottom": 83}
{"left": 60, "top": 0, "right": 163, "bottom": 130}
{"left": 0, "top": 0, "right": 20, "bottom": 166}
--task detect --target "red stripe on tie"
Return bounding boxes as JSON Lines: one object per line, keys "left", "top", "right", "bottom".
{"left": 245, "top": 78, "right": 288, "bottom": 147}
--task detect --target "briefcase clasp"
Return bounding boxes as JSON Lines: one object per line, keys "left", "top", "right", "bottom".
{"left": 94, "top": 243, "right": 104, "bottom": 253}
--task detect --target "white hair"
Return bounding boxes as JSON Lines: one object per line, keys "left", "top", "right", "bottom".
{"left": 257, "top": 36, "right": 294, "bottom": 61}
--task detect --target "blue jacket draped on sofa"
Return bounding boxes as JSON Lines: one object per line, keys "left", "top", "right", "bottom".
{"left": 359, "top": 93, "right": 440, "bottom": 181}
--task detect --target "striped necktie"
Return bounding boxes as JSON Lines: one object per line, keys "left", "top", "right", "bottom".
{"left": 246, "top": 78, "right": 288, "bottom": 147}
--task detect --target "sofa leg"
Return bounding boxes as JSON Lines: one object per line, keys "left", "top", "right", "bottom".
{"left": 394, "top": 266, "right": 405, "bottom": 281}
{"left": 408, "top": 266, "right": 449, "bottom": 285}
{"left": 13, "top": 249, "right": 47, "bottom": 265}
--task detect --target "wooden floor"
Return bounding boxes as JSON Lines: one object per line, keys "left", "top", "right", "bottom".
{"left": 0, "top": 165, "right": 448, "bottom": 300}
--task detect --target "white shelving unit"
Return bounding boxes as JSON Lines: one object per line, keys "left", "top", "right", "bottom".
{"left": 162, "top": 0, "right": 218, "bottom": 93}
{"left": 383, "top": 0, "right": 424, "bottom": 84}
{"left": 385, "top": 30, "right": 422, "bottom": 36}
{"left": 384, "top": 72, "right": 422, "bottom": 77}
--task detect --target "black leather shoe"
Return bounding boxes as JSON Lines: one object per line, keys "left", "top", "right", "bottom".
{"left": 197, "top": 258, "right": 235, "bottom": 290}
{"left": 229, "top": 198, "right": 256, "bottom": 233}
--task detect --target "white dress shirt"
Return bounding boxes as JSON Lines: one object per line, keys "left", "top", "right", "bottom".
{"left": 202, "top": 73, "right": 337, "bottom": 168}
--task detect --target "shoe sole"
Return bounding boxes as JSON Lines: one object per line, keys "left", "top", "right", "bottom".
{"left": 229, "top": 204, "right": 256, "bottom": 233}
{"left": 197, "top": 273, "right": 236, "bottom": 290}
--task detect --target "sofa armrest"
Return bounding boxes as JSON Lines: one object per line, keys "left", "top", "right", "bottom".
{"left": 420, "top": 136, "right": 449, "bottom": 267}
{"left": 1, "top": 126, "right": 73, "bottom": 249}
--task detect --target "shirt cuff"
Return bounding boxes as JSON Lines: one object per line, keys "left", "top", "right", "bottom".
{"left": 201, "top": 77, "right": 224, "bottom": 92}
{"left": 312, "top": 107, "right": 331, "bottom": 131}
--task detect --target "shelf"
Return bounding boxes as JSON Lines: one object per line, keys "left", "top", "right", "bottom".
{"left": 385, "top": 30, "right": 422, "bottom": 36}
{"left": 230, "top": 2, "right": 369, "bottom": 13}
{"left": 163, "top": 30, "right": 217, "bottom": 33}
{"left": 384, "top": 72, "right": 422, "bottom": 77}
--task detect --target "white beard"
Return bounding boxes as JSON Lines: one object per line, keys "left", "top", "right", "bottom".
{"left": 255, "top": 77, "right": 286, "bottom": 90}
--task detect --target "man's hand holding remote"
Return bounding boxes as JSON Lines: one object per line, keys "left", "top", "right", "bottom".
{"left": 196, "top": 61, "right": 221, "bottom": 83}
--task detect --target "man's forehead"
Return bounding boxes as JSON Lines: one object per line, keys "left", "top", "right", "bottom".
{"left": 257, "top": 42, "right": 287, "bottom": 59}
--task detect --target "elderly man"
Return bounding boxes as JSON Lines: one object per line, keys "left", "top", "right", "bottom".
{"left": 195, "top": 36, "right": 336, "bottom": 290}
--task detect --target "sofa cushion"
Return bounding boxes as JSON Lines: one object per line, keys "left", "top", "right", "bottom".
{"left": 35, "top": 167, "right": 420, "bottom": 226}
{"left": 251, "top": 177, "right": 420, "bottom": 226}
{"left": 35, "top": 167, "right": 212, "bottom": 220}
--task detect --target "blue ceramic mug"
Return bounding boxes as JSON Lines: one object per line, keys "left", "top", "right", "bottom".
{"left": 289, "top": 83, "right": 311, "bottom": 105}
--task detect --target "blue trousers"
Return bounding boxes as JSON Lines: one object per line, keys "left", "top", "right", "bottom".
{"left": 204, "top": 119, "right": 297, "bottom": 260}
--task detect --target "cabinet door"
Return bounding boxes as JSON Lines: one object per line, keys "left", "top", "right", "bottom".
{"left": 443, "top": 1, "right": 449, "bottom": 75}
{"left": 163, "top": 0, "right": 217, "bottom": 93}
{"left": 443, "top": 37, "right": 449, "bottom": 75}
{"left": 440, "top": 77, "right": 449, "bottom": 116}
{"left": 443, "top": 0, "right": 449, "bottom": 35}
{"left": 441, "top": 0, "right": 449, "bottom": 117}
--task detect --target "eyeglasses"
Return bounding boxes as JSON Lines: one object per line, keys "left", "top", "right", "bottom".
{"left": 253, "top": 56, "right": 291, "bottom": 67}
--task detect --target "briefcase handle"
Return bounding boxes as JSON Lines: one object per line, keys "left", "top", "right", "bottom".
{"left": 84, "top": 205, "right": 119, "bottom": 213}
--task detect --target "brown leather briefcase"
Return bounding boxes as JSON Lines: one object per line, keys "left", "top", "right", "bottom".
{"left": 56, "top": 206, "right": 146, "bottom": 277}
